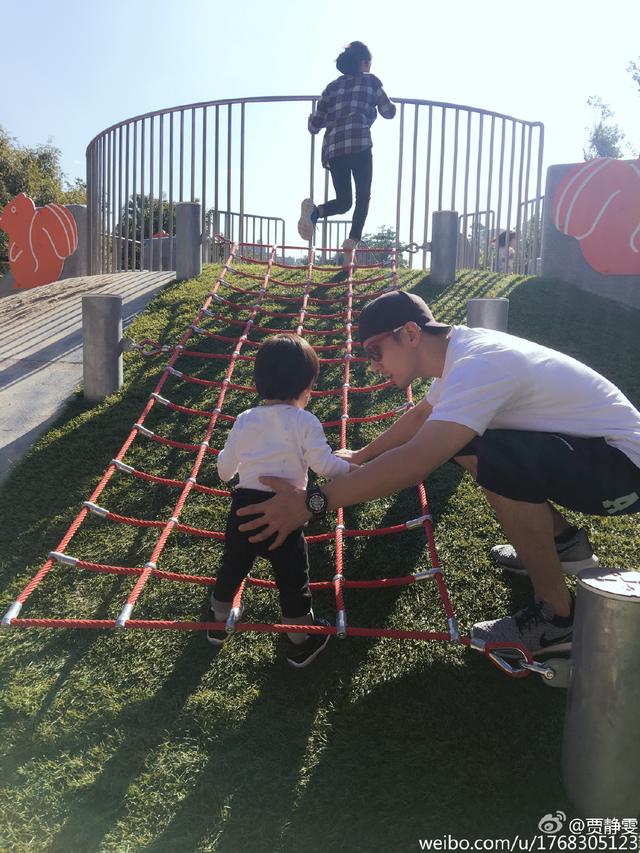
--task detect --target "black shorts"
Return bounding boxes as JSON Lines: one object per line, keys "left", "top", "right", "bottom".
{"left": 455, "top": 429, "right": 640, "bottom": 516}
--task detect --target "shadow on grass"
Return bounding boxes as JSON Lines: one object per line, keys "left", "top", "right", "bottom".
{"left": 2, "top": 269, "right": 637, "bottom": 851}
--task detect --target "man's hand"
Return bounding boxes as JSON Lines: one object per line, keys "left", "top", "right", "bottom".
{"left": 236, "top": 477, "right": 311, "bottom": 550}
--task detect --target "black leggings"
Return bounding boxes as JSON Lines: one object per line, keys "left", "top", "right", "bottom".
{"left": 213, "top": 489, "right": 312, "bottom": 618}
{"left": 319, "top": 149, "right": 373, "bottom": 241}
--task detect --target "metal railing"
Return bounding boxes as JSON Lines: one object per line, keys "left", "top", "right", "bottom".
{"left": 86, "top": 95, "right": 544, "bottom": 274}
{"left": 204, "top": 209, "right": 285, "bottom": 262}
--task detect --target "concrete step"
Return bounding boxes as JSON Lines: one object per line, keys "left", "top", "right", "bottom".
{"left": 0, "top": 271, "right": 175, "bottom": 484}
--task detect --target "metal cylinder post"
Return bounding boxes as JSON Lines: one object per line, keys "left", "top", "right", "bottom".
{"left": 430, "top": 211, "right": 458, "bottom": 286}
{"left": 563, "top": 568, "right": 640, "bottom": 816}
{"left": 61, "top": 204, "right": 89, "bottom": 278}
{"left": 82, "top": 294, "right": 123, "bottom": 402}
{"left": 466, "top": 297, "right": 509, "bottom": 331}
{"left": 176, "top": 202, "right": 202, "bottom": 281}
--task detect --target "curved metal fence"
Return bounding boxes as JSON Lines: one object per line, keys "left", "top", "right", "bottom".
{"left": 86, "top": 95, "right": 544, "bottom": 274}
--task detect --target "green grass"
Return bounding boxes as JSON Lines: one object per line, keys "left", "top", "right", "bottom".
{"left": 1, "top": 265, "right": 639, "bottom": 852}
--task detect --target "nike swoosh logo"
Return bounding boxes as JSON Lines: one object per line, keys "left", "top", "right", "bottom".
{"left": 539, "top": 631, "right": 572, "bottom": 648}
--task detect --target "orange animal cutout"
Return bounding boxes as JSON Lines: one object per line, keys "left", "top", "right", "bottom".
{"left": 552, "top": 158, "right": 640, "bottom": 276}
{"left": 0, "top": 193, "right": 78, "bottom": 289}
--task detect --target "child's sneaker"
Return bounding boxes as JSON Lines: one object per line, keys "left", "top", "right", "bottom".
{"left": 286, "top": 617, "right": 332, "bottom": 668}
{"left": 206, "top": 604, "right": 245, "bottom": 646}
{"left": 471, "top": 596, "right": 574, "bottom": 658}
{"left": 297, "top": 198, "right": 318, "bottom": 241}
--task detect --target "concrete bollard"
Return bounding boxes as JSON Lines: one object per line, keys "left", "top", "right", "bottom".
{"left": 430, "top": 211, "right": 458, "bottom": 286}
{"left": 563, "top": 568, "right": 640, "bottom": 816}
{"left": 466, "top": 297, "right": 509, "bottom": 331}
{"left": 176, "top": 202, "right": 202, "bottom": 281}
{"left": 82, "top": 294, "right": 123, "bottom": 402}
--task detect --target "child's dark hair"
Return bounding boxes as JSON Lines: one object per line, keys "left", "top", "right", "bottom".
{"left": 254, "top": 334, "right": 320, "bottom": 400}
{"left": 336, "top": 41, "right": 372, "bottom": 75}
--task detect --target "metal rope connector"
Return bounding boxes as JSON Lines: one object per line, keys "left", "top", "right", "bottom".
{"left": 211, "top": 293, "right": 225, "bottom": 303}
{"left": 133, "top": 423, "right": 154, "bottom": 438}
{"left": 412, "top": 569, "right": 439, "bottom": 581}
{"left": 405, "top": 514, "right": 432, "bottom": 529}
{"left": 1, "top": 601, "right": 22, "bottom": 627}
{"left": 49, "top": 551, "right": 78, "bottom": 567}
{"left": 225, "top": 606, "right": 243, "bottom": 635}
{"left": 190, "top": 324, "right": 206, "bottom": 334}
{"left": 115, "top": 602, "right": 133, "bottom": 630}
{"left": 332, "top": 573, "right": 345, "bottom": 584}
{"left": 151, "top": 393, "right": 170, "bottom": 406}
{"left": 83, "top": 501, "right": 109, "bottom": 518}
{"left": 447, "top": 617, "right": 460, "bottom": 643}
{"left": 167, "top": 366, "right": 183, "bottom": 378}
{"left": 111, "top": 459, "right": 134, "bottom": 474}
{"left": 336, "top": 610, "right": 347, "bottom": 639}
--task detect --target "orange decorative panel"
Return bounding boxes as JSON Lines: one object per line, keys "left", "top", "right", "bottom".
{"left": 0, "top": 193, "right": 78, "bottom": 289}
{"left": 552, "top": 158, "right": 640, "bottom": 276}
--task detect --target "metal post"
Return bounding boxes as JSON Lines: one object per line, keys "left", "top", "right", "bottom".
{"left": 466, "top": 297, "right": 509, "bottom": 331}
{"left": 61, "top": 205, "right": 89, "bottom": 278}
{"left": 176, "top": 202, "right": 202, "bottom": 281}
{"left": 563, "top": 568, "right": 640, "bottom": 817}
{"left": 430, "top": 211, "right": 458, "bottom": 286}
{"left": 82, "top": 294, "right": 123, "bottom": 402}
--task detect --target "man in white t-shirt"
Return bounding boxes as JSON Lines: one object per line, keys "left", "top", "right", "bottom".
{"left": 236, "top": 291, "right": 640, "bottom": 657}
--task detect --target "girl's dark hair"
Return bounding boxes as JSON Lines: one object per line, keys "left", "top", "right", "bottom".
{"left": 254, "top": 334, "right": 320, "bottom": 400}
{"left": 336, "top": 41, "right": 371, "bottom": 75}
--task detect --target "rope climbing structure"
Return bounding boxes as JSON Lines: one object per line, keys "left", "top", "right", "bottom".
{"left": 2, "top": 241, "right": 549, "bottom": 680}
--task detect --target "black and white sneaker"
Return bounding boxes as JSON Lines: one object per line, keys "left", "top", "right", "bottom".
{"left": 490, "top": 527, "right": 599, "bottom": 576}
{"left": 286, "top": 618, "right": 332, "bottom": 668}
{"left": 206, "top": 605, "right": 245, "bottom": 646}
{"left": 471, "top": 596, "right": 574, "bottom": 658}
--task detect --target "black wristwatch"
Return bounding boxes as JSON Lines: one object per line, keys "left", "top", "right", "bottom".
{"left": 305, "top": 485, "right": 329, "bottom": 520}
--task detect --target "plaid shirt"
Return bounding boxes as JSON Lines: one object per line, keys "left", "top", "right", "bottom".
{"left": 308, "top": 73, "right": 396, "bottom": 168}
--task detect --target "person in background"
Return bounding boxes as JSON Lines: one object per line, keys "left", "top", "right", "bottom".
{"left": 298, "top": 41, "right": 396, "bottom": 266}
{"left": 495, "top": 230, "right": 516, "bottom": 273}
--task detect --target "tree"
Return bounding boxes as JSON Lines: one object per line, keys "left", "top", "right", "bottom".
{"left": 583, "top": 97, "right": 626, "bottom": 160}
{"left": 0, "top": 126, "right": 87, "bottom": 269}
{"left": 627, "top": 58, "right": 640, "bottom": 94}
{"left": 359, "top": 225, "right": 407, "bottom": 267}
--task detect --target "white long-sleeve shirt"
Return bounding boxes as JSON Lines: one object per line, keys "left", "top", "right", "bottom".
{"left": 216, "top": 404, "right": 350, "bottom": 490}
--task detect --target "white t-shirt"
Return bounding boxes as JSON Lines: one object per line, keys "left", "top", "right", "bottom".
{"left": 216, "top": 404, "right": 350, "bottom": 490}
{"left": 426, "top": 326, "right": 640, "bottom": 469}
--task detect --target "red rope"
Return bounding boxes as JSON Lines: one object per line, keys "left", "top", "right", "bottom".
{"left": 4, "top": 241, "right": 528, "bottom": 677}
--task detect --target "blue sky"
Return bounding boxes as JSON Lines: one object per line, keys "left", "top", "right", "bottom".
{"left": 4, "top": 0, "right": 639, "bottom": 243}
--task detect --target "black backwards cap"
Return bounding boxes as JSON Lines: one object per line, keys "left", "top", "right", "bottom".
{"left": 358, "top": 290, "right": 450, "bottom": 344}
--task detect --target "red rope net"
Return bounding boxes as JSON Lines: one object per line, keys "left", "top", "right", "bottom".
{"left": 1, "top": 241, "right": 533, "bottom": 678}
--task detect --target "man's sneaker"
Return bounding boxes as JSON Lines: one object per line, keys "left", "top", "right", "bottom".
{"left": 297, "top": 198, "right": 318, "bottom": 241}
{"left": 206, "top": 604, "right": 245, "bottom": 646}
{"left": 490, "top": 527, "right": 599, "bottom": 576}
{"left": 286, "top": 617, "right": 332, "bottom": 668}
{"left": 471, "top": 596, "right": 574, "bottom": 658}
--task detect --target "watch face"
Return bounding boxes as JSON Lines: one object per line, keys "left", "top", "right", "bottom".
{"left": 308, "top": 492, "right": 326, "bottom": 513}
